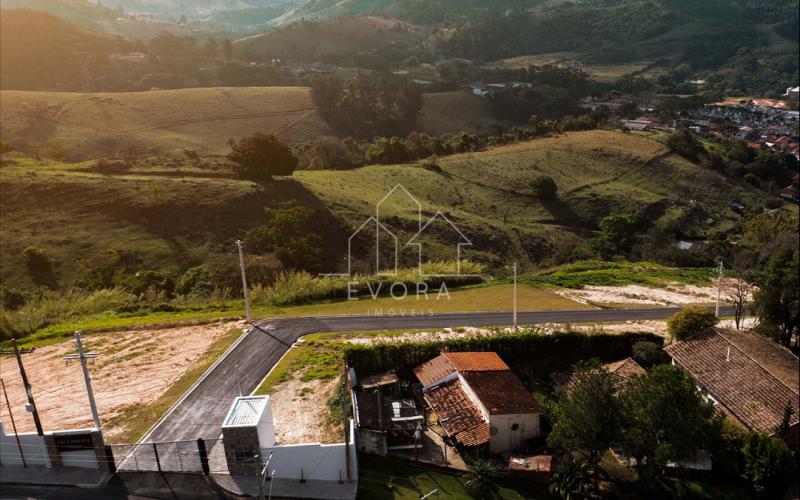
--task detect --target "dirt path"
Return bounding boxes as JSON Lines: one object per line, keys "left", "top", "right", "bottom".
{"left": 0, "top": 321, "right": 243, "bottom": 440}
{"left": 555, "top": 283, "right": 727, "bottom": 306}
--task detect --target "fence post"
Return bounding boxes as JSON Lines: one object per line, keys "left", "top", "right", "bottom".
{"left": 153, "top": 442, "right": 162, "bottom": 473}
{"left": 197, "top": 439, "right": 210, "bottom": 475}
{"left": 105, "top": 445, "right": 117, "bottom": 473}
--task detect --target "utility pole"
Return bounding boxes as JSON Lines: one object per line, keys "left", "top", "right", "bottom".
{"left": 512, "top": 261, "right": 518, "bottom": 330}
{"left": 64, "top": 331, "right": 101, "bottom": 431}
{"left": 236, "top": 239, "right": 252, "bottom": 323}
{"left": 0, "top": 340, "right": 43, "bottom": 435}
{"left": 1, "top": 378, "right": 26, "bottom": 467}
{"left": 254, "top": 451, "right": 273, "bottom": 500}
{"left": 715, "top": 260, "right": 724, "bottom": 318}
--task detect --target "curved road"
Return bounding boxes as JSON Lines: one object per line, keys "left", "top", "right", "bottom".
{"left": 141, "top": 306, "right": 733, "bottom": 442}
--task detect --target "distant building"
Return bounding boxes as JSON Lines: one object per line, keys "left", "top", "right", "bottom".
{"left": 622, "top": 119, "right": 651, "bottom": 131}
{"left": 665, "top": 328, "right": 799, "bottom": 451}
{"left": 414, "top": 352, "right": 543, "bottom": 454}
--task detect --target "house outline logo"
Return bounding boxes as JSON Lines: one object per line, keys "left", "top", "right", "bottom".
{"left": 321, "top": 184, "right": 478, "bottom": 277}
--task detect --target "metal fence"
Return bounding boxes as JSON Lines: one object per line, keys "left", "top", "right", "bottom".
{"left": 108, "top": 438, "right": 227, "bottom": 474}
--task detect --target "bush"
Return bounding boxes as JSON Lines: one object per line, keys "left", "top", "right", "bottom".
{"left": 345, "top": 330, "right": 663, "bottom": 383}
{"left": 631, "top": 340, "right": 666, "bottom": 368}
{"left": 666, "top": 306, "right": 717, "bottom": 341}
{"left": 176, "top": 265, "right": 212, "bottom": 296}
{"left": 227, "top": 133, "right": 297, "bottom": 181}
{"left": 740, "top": 432, "right": 795, "bottom": 498}
{"left": 530, "top": 175, "right": 558, "bottom": 199}
{"left": 23, "top": 246, "right": 56, "bottom": 288}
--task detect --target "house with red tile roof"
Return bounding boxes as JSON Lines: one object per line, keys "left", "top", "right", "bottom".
{"left": 414, "top": 352, "right": 543, "bottom": 453}
{"left": 665, "top": 328, "right": 799, "bottom": 450}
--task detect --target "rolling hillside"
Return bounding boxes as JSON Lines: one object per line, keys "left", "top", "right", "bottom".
{"left": 0, "top": 88, "right": 495, "bottom": 160}
{"left": 0, "top": 130, "right": 768, "bottom": 289}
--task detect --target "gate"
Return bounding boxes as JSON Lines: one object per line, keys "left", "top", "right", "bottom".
{"left": 108, "top": 438, "right": 225, "bottom": 474}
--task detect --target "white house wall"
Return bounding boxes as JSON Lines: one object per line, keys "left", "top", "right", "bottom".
{"left": 488, "top": 413, "right": 540, "bottom": 454}
{"left": 260, "top": 420, "right": 358, "bottom": 482}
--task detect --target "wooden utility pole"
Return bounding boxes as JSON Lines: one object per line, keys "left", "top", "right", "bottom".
{"left": 0, "top": 340, "right": 43, "bottom": 435}
{"left": 1, "top": 378, "right": 26, "bottom": 467}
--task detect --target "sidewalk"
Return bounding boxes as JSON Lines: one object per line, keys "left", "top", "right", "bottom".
{"left": 212, "top": 473, "right": 357, "bottom": 500}
{"left": 0, "top": 465, "right": 111, "bottom": 487}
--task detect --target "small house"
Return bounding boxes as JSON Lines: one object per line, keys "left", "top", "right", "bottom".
{"left": 414, "top": 352, "right": 543, "bottom": 454}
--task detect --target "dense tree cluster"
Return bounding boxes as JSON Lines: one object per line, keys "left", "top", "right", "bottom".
{"left": 309, "top": 72, "right": 423, "bottom": 138}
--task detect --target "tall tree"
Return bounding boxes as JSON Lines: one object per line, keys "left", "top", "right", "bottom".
{"left": 618, "top": 365, "right": 718, "bottom": 479}
{"left": 548, "top": 361, "right": 621, "bottom": 492}
{"left": 752, "top": 247, "right": 800, "bottom": 348}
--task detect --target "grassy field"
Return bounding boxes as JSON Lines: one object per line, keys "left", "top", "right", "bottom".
{"left": 1, "top": 129, "right": 767, "bottom": 293}
{"left": 527, "top": 261, "right": 716, "bottom": 288}
{"left": 0, "top": 87, "right": 331, "bottom": 160}
{"left": 492, "top": 52, "right": 650, "bottom": 81}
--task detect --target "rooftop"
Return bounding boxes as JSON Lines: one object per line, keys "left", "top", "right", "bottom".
{"left": 665, "top": 328, "right": 799, "bottom": 434}
{"left": 462, "top": 371, "right": 543, "bottom": 415}
{"left": 413, "top": 352, "right": 510, "bottom": 386}
{"left": 223, "top": 396, "right": 268, "bottom": 427}
{"left": 425, "top": 380, "right": 490, "bottom": 447}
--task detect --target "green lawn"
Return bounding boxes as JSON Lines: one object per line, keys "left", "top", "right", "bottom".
{"left": 358, "top": 455, "right": 555, "bottom": 500}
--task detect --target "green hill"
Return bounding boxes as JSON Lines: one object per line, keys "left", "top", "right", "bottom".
{"left": 0, "top": 130, "right": 768, "bottom": 289}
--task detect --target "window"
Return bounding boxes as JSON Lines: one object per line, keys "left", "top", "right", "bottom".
{"left": 233, "top": 448, "right": 256, "bottom": 463}
{"left": 511, "top": 423, "right": 520, "bottom": 431}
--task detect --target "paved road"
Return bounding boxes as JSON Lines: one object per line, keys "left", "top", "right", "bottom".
{"left": 142, "top": 306, "right": 734, "bottom": 442}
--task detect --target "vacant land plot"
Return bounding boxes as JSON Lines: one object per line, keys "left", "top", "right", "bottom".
{"left": 0, "top": 321, "right": 243, "bottom": 443}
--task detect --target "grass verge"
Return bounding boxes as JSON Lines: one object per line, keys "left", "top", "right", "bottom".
{"left": 358, "top": 454, "right": 555, "bottom": 499}
{"left": 104, "top": 327, "right": 244, "bottom": 444}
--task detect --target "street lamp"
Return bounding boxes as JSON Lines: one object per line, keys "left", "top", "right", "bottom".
{"left": 506, "top": 261, "right": 518, "bottom": 330}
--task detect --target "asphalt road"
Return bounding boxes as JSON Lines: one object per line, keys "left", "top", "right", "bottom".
{"left": 142, "top": 306, "right": 734, "bottom": 443}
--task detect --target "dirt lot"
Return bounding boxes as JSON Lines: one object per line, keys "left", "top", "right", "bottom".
{"left": 0, "top": 321, "right": 243, "bottom": 440}
{"left": 268, "top": 377, "right": 341, "bottom": 445}
{"left": 555, "top": 283, "right": 725, "bottom": 306}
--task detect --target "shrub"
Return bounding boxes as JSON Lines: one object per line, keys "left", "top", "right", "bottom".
{"left": 530, "top": 175, "right": 558, "bottom": 199}
{"left": 23, "top": 246, "right": 56, "bottom": 288}
{"left": 227, "top": 133, "right": 297, "bottom": 181}
{"left": 176, "top": 265, "right": 212, "bottom": 296}
{"left": 666, "top": 306, "right": 717, "bottom": 341}
{"left": 740, "top": 432, "right": 794, "bottom": 498}
{"left": 631, "top": 340, "right": 666, "bottom": 368}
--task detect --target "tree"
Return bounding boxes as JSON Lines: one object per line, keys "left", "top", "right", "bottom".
{"left": 592, "top": 212, "right": 638, "bottom": 258}
{"left": 23, "top": 246, "right": 56, "bottom": 288}
{"left": 548, "top": 361, "right": 621, "bottom": 492}
{"left": 667, "top": 306, "right": 717, "bottom": 341}
{"left": 463, "top": 459, "right": 501, "bottom": 499}
{"left": 725, "top": 270, "right": 754, "bottom": 330}
{"left": 222, "top": 38, "right": 233, "bottom": 62}
{"left": 246, "top": 201, "right": 324, "bottom": 273}
{"left": 309, "top": 72, "right": 423, "bottom": 138}
{"left": 618, "top": 365, "right": 718, "bottom": 479}
{"left": 631, "top": 340, "right": 666, "bottom": 368}
{"left": 740, "top": 432, "right": 794, "bottom": 498}
{"left": 227, "top": 133, "right": 297, "bottom": 181}
{"left": 530, "top": 175, "right": 558, "bottom": 199}
{"left": 752, "top": 247, "right": 799, "bottom": 348}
